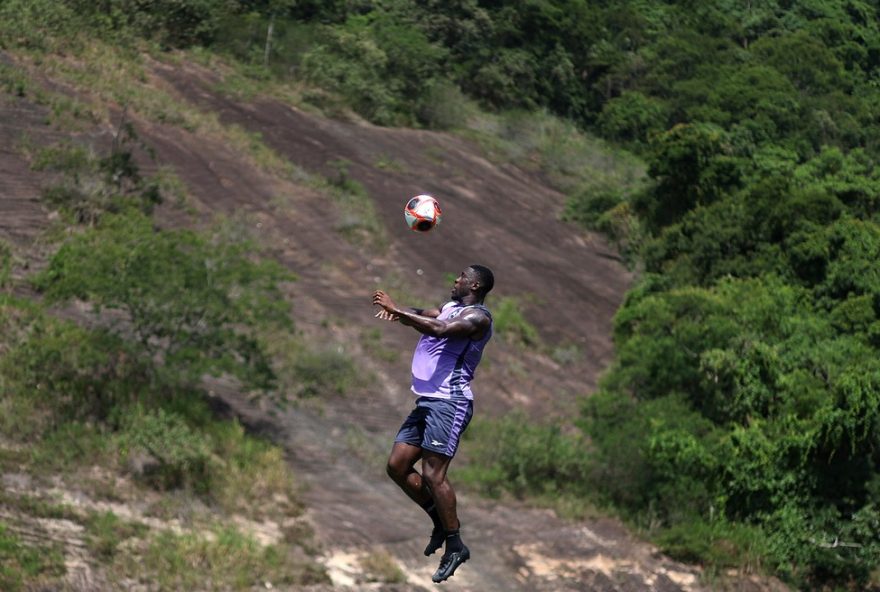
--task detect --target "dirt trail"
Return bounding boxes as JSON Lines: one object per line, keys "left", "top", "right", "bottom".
{"left": 0, "top": 53, "right": 775, "bottom": 591}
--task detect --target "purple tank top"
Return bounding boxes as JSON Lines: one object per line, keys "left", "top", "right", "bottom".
{"left": 410, "top": 301, "right": 493, "bottom": 400}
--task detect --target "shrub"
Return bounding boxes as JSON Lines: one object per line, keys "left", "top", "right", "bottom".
{"left": 321, "top": 160, "right": 388, "bottom": 250}
{"left": 597, "top": 91, "right": 668, "bottom": 145}
{"left": 459, "top": 413, "right": 590, "bottom": 499}
{"left": 0, "top": 0, "right": 79, "bottom": 51}
{"left": 36, "top": 211, "right": 294, "bottom": 391}
{"left": 289, "top": 346, "right": 363, "bottom": 399}
{"left": 300, "top": 25, "right": 403, "bottom": 125}
{"left": 1, "top": 312, "right": 146, "bottom": 422}
{"left": 416, "top": 80, "right": 471, "bottom": 130}
{"left": 121, "top": 406, "right": 212, "bottom": 492}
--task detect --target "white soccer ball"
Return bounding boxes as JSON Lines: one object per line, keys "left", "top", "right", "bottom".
{"left": 404, "top": 194, "right": 442, "bottom": 232}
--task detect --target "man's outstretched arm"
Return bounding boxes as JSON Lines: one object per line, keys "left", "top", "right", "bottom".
{"left": 373, "top": 290, "right": 488, "bottom": 338}
{"left": 373, "top": 290, "right": 441, "bottom": 322}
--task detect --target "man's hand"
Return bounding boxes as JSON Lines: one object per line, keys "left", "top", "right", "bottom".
{"left": 374, "top": 309, "right": 399, "bottom": 322}
{"left": 373, "top": 290, "right": 400, "bottom": 321}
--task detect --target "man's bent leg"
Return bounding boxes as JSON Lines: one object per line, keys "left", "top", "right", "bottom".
{"left": 420, "top": 451, "right": 457, "bottom": 530}
{"left": 388, "top": 442, "right": 445, "bottom": 555}
{"left": 422, "top": 450, "right": 469, "bottom": 582}
{"left": 386, "top": 442, "right": 431, "bottom": 505}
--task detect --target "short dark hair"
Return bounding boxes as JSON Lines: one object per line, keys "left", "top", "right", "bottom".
{"left": 468, "top": 264, "right": 494, "bottom": 296}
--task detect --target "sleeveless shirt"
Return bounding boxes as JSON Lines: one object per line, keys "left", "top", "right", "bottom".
{"left": 410, "top": 301, "right": 493, "bottom": 401}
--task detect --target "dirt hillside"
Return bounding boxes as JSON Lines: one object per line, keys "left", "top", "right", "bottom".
{"left": 0, "top": 52, "right": 784, "bottom": 591}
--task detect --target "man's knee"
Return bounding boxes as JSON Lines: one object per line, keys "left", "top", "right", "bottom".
{"left": 386, "top": 453, "right": 412, "bottom": 483}
{"left": 386, "top": 460, "right": 403, "bottom": 482}
{"left": 421, "top": 465, "right": 446, "bottom": 491}
{"left": 421, "top": 452, "right": 451, "bottom": 489}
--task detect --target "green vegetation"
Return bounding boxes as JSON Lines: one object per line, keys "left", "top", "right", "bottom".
{"left": 359, "top": 548, "right": 407, "bottom": 584}
{"left": 36, "top": 211, "right": 292, "bottom": 389}
{"left": 84, "top": 511, "right": 148, "bottom": 560}
{"left": 403, "top": 2, "right": 880, "bottom": 588}
{"left": 124, "top": 525, "right": 326, "bottom": 590}
{"left": 0, "top": 524, "right": 65, "bottom": 592}
{"left": 319, "top": 159, "right": 388, "bottom": 250}
{"left": 491, "top": 295, "right": 541, "bottom": 347}
{"left": 0, "top": 240, "right": 11, "bottom": 289}
{"left": 460, "top": 413, "right": 591, "bottom": 501}
{"left": 0, "top": 58, "right": 331, "bottom": 586}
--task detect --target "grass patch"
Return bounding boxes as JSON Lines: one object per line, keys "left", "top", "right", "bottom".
{"left": 463, "top": 108, "right": 645, "bottom": 194}
{"left": 457, "top": 413, "right": 606, "bottom": 522}
{"left": 84, "top": 511, "right": 148, "bottom": 560}
{"left": 30, "top": 422, "right": 117, "bottom": 473}
{"left": 550, "top": 341, "right": 582, "bottom": 366}
{"left": 359, "top": 327, "right": 399, "bottom": 363}
{"left": 125, "top": 525, "right": 328, "bottom": 590}
{"left": 375, "top": 154, "right": 405, "bottom": 172}
{"left": 655, "top": 520, "right": 770, "bottom": 578}
{"left": 0, "top": 61, "right": 99, "bottom": 130}
{"left": 491, "top": 295, "right": 541, "bottom": 347}
{"left": 14, "top": 41, "right": 301, "bottom": 181}
{"left": 0, "top": 389, "right": 48, "bottom": 443}
{"left": 0, "top": 523, "right": 66, "bottom": 592}
{"left": 316, "top": 159, "right": 388, "bottom": 251}
{"left": 359, "top": 548, "right": 407, "bottom": 584}
{"left": 0, "top": 491, "right": 79, "bottom": 522}
{"left": 461, "top": 108, "right": 647, "bottom": 264}
{"left": 458, "top": 413, "right": 591, "bottom": 500}
{"left": 288, "top": 345, "right": 364, "bottom": 398}
{"left": 206, "top": 419, "right": 301, "bottom": 520}
{"left": 0, "top": 240, "right": 11, "bottom": 290}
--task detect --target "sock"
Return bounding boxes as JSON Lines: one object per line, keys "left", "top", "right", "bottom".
{"left": 420, "top": 500, "right": 443, "bottom": 532}
{"left": 444, "top": 528, "right": 463, "bottom": 554}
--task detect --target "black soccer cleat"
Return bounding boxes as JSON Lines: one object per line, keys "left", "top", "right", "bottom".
{"left": 432, "top": 545, "right": 470, "bottom": 583}
{"left": 424, "top": 528, "right": 445, "bottom": 556}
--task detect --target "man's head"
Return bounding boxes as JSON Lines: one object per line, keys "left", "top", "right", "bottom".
{"left": 451, "top": 265, "right": 494, "bottom": 302}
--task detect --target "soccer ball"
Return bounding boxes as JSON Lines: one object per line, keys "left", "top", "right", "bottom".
{"left": 404, "top": 194, "right": 442, "bottom": 232}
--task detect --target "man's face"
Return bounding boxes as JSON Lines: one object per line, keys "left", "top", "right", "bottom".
{"left": 450, "top": 268, "right": 474, "bottom": 301}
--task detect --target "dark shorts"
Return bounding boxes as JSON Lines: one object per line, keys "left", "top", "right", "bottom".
{"left": 395, "top": 396, "right": 474, "bottom": 458}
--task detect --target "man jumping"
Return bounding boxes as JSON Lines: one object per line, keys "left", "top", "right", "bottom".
{"left": 372, "top": 264, "right": 494, "bottom": 583}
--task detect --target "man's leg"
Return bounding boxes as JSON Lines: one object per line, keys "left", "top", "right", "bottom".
{"left": 386, "top": 442, "right": 430, "bottom": 505}
{"left": 420, "top": 451, "right": 457, "bottom": 530}
{"left": 422, "top": 450, "right": 470, "bottom": 583}
{"left": 386, "top": 442, "right": 446, "bottom": 554}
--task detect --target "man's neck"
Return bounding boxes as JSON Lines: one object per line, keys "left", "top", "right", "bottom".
{"left": 457, "top": 295, "right": 482, "bottom": 307}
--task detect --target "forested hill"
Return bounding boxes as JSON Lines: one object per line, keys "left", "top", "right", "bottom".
{"left": 3, "top": 1, "right": 880, "bottom": 590}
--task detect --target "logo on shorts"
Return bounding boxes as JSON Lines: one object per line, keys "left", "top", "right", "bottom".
{"left": 430, "top": 439, "right": 444, "bottom": 447}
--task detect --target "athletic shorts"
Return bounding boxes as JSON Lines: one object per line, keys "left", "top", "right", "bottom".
{"left": 394, "top": 396, "right": 474, "bottom": 458}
